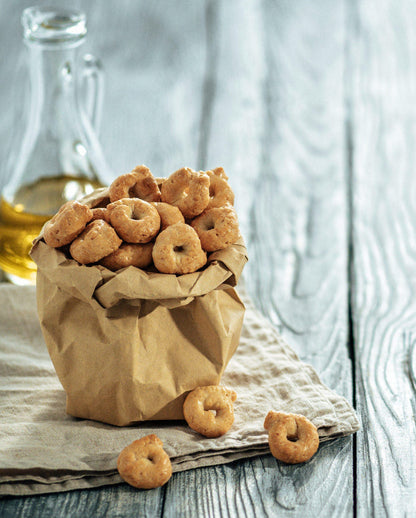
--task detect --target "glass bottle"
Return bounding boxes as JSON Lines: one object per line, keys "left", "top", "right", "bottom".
{"left": 0, "top": 6, "right": 113, "bottom": 284}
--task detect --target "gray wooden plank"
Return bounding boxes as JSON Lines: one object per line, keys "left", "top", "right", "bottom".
{"left": 0, "top": 0, "right": 206, "bottom": 184}
{"left": 0, "top": 0, "right": 207, "bottom": 515}
{"left": 200, "top": 0, "right": 266, "bottom": 235}
{"left": 164, "top": 439, "right": 353, "bottom": 518}
{"left": 88, "top": 0, "right": 206, "bottom": 178}
{"left": 350, "top": 0, "right": 416, "bottom": 515}
{"left": 0, "top": 485, "right": 164, "bottom": 518}
{"left": 163, "top": 0, "right": 354, "bottom": 516}
{"left": 0, "top": 0, "right": 355, "bottom": 517}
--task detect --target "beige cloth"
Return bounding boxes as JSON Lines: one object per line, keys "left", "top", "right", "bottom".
{"left": 0, "top": 285, "right": 359, "bottom": 496}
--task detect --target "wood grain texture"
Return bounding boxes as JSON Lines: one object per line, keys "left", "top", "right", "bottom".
{"left": 0, "top": 484, "right": 165, "bottom": 518}
{"left": 242, "top": 0, "right": 353, "bottom": 513}
{"left": 351, "top": 0, "right": 416, "bottom": 515}
{"left": 201, "top": 0, "right": 266, "bottom": 236}
{"left": 89, "top": 0, "right": 207, "bottom": 177}
{"left": 0, "top": 0, "right": 207, "bottom": 183}
{"left": 0, "top": 0, "right": 357, "bottom": 516}
{"left": 164, "top": 439, "right": 353, "bottom": 518}
{"left": 162, "top": 0, "right": 354, "bottom": 516}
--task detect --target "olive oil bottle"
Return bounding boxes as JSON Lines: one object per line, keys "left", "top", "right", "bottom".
{"left": 0, "top": 175, "right": 102, "bottom": 284}
{"left": 1, "top": 7, "right": 112, "bottom": 284}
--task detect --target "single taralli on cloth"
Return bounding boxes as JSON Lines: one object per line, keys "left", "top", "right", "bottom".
{"left": 183, "top": 385, "right": 237, "bottom": 438}
{"left": 41, "top": 165, "right": 240, "bottom": 274}
{"left": 117, "top": 434, "right": 172, "bottom": 489}
{"left": 263, "top": 411, "right": 320, "bottom": 464}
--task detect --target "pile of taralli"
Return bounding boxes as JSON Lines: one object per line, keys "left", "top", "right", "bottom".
{"left": 40, "top": 164, "right": 320, "bottom": 490}
{"left": 117, "top": 385, "right": 320, "bottom": 490}
{"left": 43, "top": 165, "right": 239, "bottom": 274}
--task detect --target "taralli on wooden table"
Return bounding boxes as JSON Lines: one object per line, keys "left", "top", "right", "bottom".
{"left": 43, "top": 200, "right": 92, "bottom": 248}
{"left": 183, "top": 385, "right": 237, "bottom": 438}
{"left": 264, "top": 411, "right": 320, "bottom": 464}
{"left": 117, "top": 434, "right": 172, "bottom": 490}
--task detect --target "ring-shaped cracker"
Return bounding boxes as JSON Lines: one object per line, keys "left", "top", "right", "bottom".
{"left": 161, "top": 167, "right": 210, "bottom": 219}
{"left": 117, "top": 434, "right": 172, "bottom": 489}
{"left": 69, "top": 220, "right": 122, "bottom": 264}
{"left": 43, "top": 201, "right": 92, "bottom": 248}
{"left": 108, "top": 198, "right": 160, "bottom": 243}
{"left": 90, "top": 207, "right": 111, "bottom": 223}
{"left": 207, "top": 169, "right": 234, "bottom": 209}
{"left": 100, "top": 242, "right": 153, "bottom": 271}
{"left": 264, "top": 411, "right": 319, "bottom": 464}
{"left": 191, "top": 206, "right": 239, "bottom": 251}
{"left": 109, "top": 165, "right": 161, "bottom": 203}
{"left": 152, "top": 223, "right": 206, "bottom": 274}
{"left": 151, "top": 202, "right": 185, "bottom": 231}
{"left": 210, "top": 166, "right": 228, "bottom": 180}
{"left": 183, "top": 385, "right": 237, "bottom": 438}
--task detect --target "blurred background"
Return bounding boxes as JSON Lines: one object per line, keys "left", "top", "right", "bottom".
{"left": 2, "top": 2, "right": 416, "bottom": 514}
{"left": 0, "top": 0, "right": 214, "bottom": 179}
{"left": 0, "top": 0, "right": 270, "bottom": 283}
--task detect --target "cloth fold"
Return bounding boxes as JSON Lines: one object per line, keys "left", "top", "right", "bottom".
{"left": 0, "top": 285, "right": 359, "bottom": 496}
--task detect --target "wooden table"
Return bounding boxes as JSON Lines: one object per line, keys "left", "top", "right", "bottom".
{"left": 1, "top": 0, "right": 415, "bottom": 516}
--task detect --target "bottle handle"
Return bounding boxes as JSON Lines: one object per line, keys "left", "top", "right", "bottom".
{"left": 81, "top": 54, "right": 104, "bottom": 135}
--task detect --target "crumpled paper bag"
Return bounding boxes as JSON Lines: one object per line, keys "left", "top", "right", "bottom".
{"left": 30, "top": 188, "right": 248, "bottom": 426}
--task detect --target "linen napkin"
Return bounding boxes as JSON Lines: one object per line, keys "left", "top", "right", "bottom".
{"left": 0, "top": 284, "right": 359, "bottom": 496}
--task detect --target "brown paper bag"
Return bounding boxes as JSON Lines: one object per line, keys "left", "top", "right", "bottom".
{"left": 30, "top": 189, "right": 248, "bottom": 426}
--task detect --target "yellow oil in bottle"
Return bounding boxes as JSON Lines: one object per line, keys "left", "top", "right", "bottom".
{"left": 0, "top": 175, "right": 103, "bottom": 284}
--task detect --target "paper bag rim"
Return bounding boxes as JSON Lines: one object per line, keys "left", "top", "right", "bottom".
{"left": 30, "top": 188, "right": 248, "bottom": 307}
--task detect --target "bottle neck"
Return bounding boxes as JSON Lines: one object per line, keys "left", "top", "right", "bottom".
{"left": 27, "top": 43, "right": 80, "bottom": 111}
